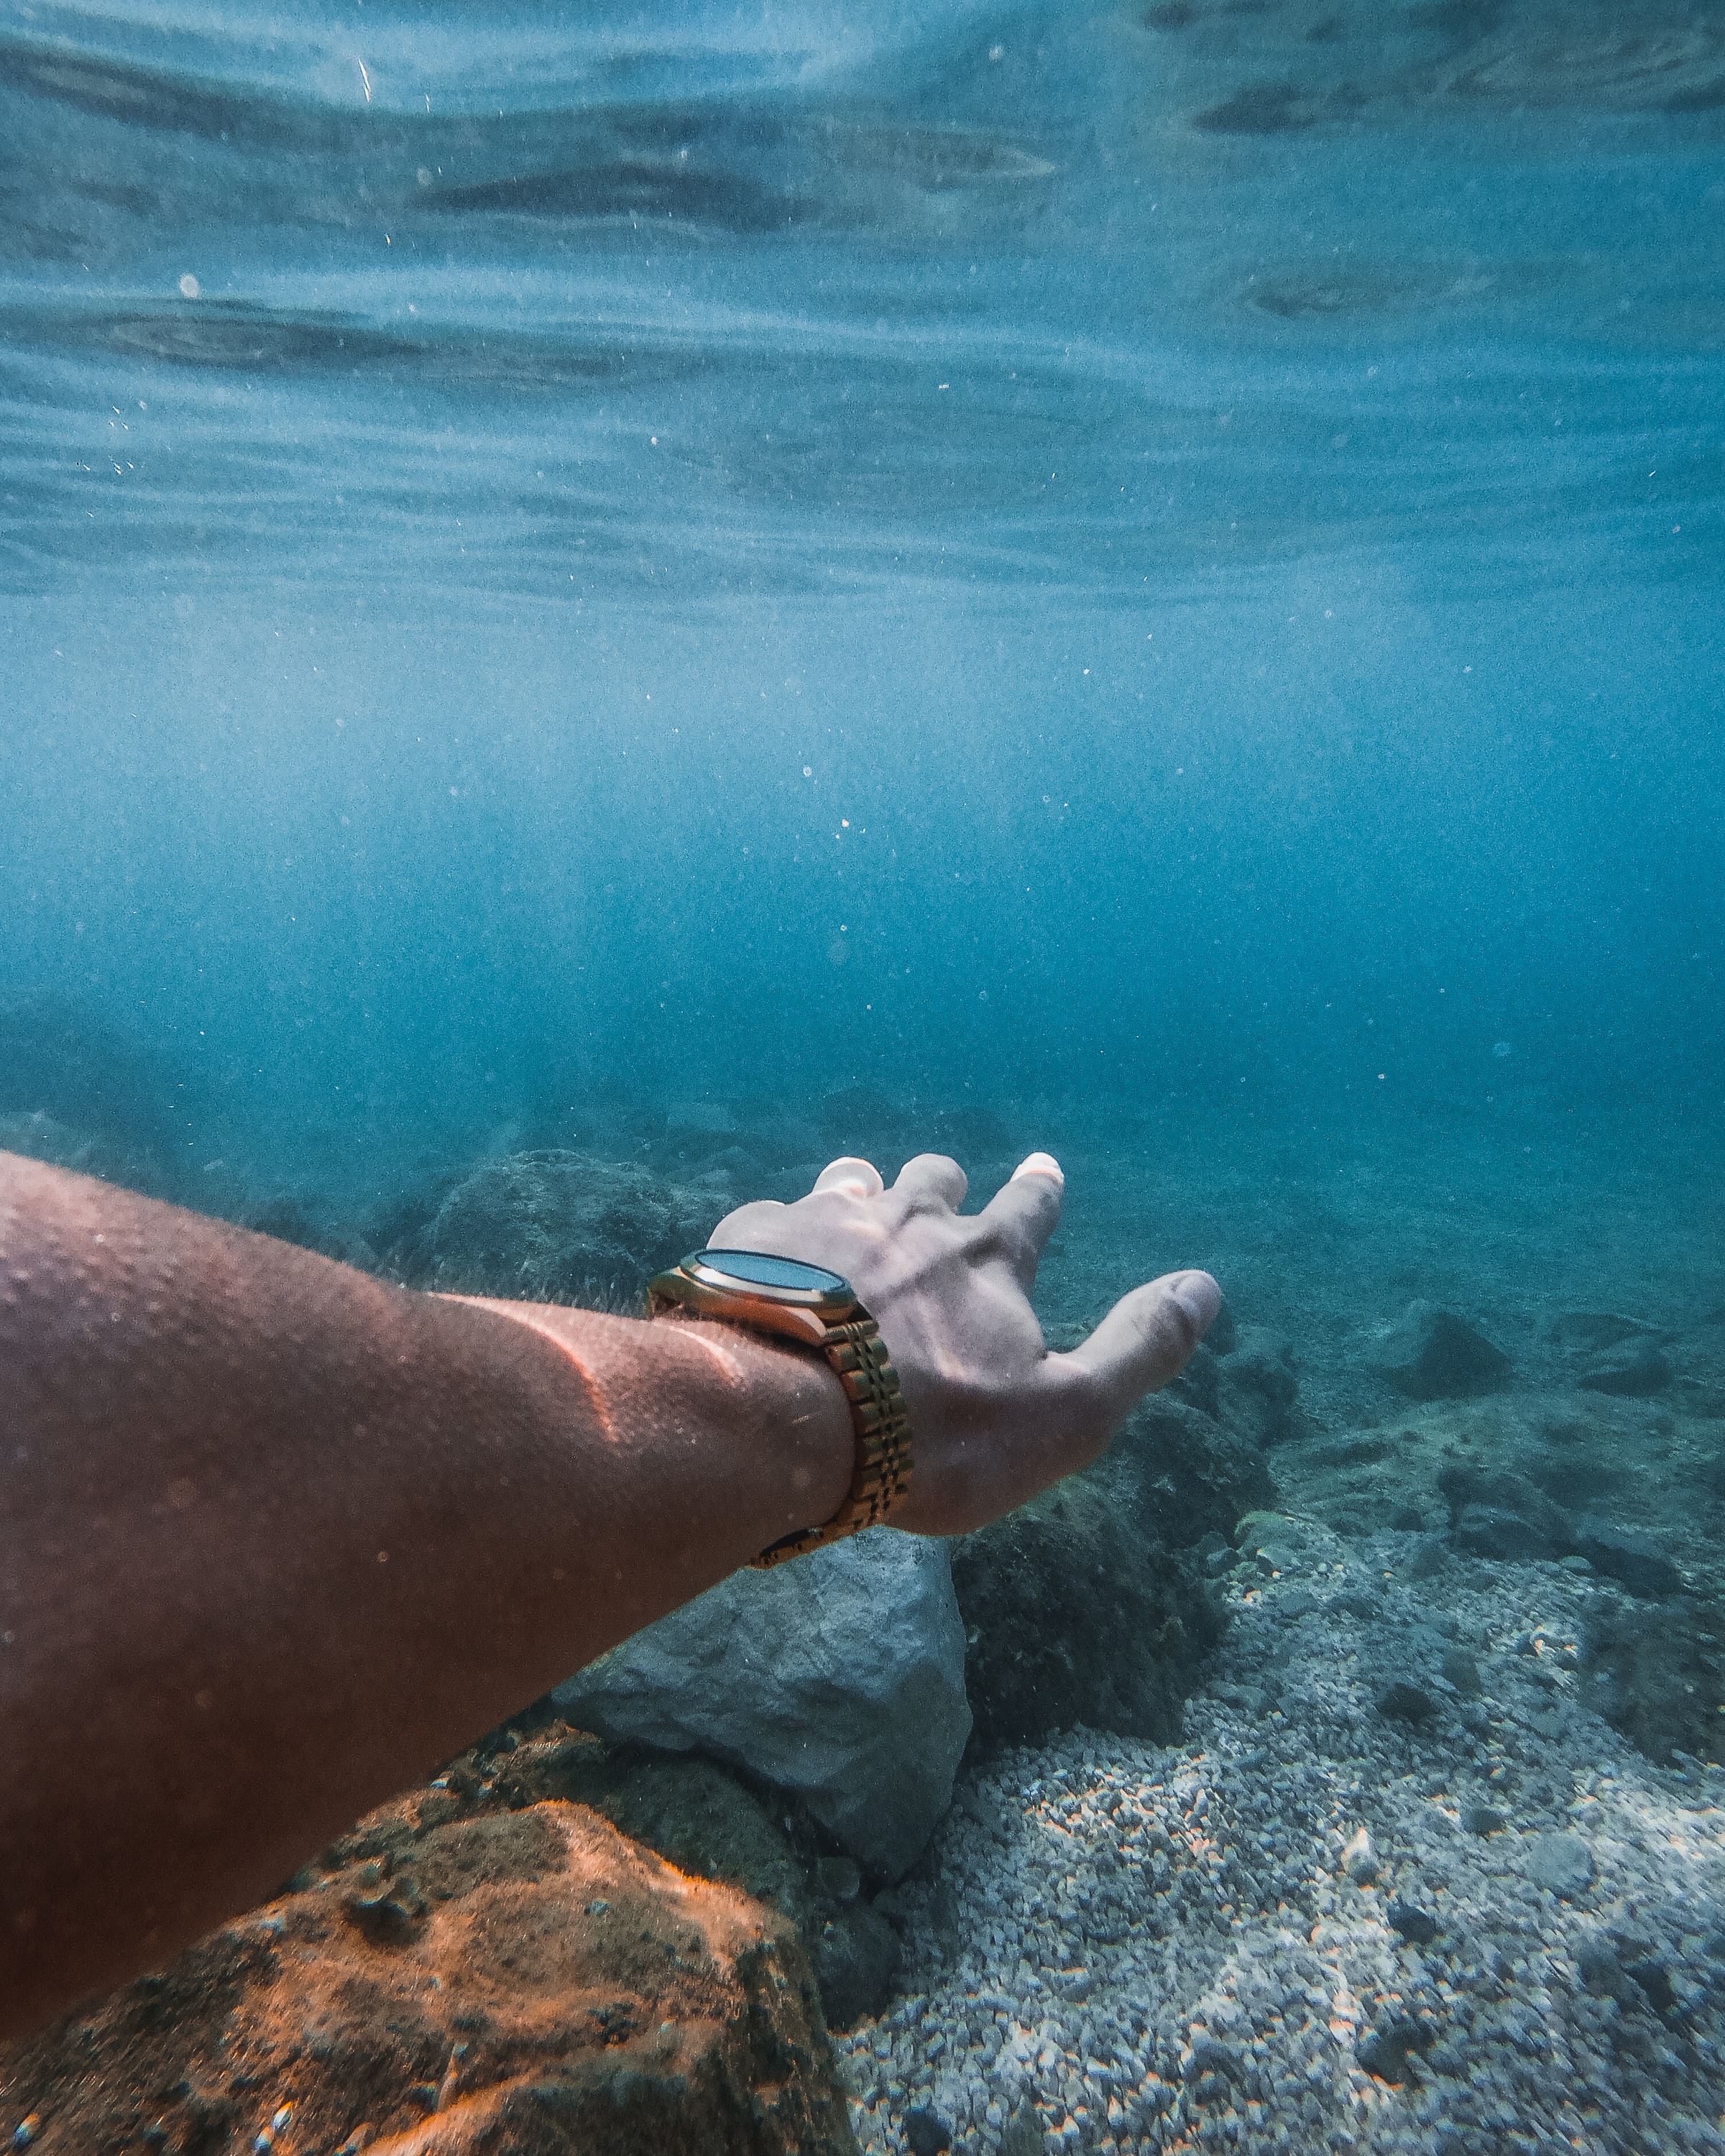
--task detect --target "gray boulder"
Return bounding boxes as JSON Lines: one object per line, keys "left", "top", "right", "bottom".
{"left": 1217, "top": 1325, "right": 1298, "bottom": 1445}
{"left": 395, "top": 1148, "right": 724, "bottom": 1304}
{"left": 1438, "top": 1463, "right": 1569, "bottom": 1561}
{"left": 1576, "top": 1338, "right": 1670, "bottom": 1396}
{"left": 553, "top": 1529, "right": 970, "bottom": 1881}
{"left": 1368, "top": 1302, "right": 1512, "bottom": 1400}
{"left": 1571, "top": 1518, "right": 1680, "bottom": 1599}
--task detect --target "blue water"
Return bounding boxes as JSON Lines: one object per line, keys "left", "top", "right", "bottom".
{"left": 1, "top": 0, "right": 1722, "bottom": 1187}
{"left": 9, "top": 11, "right": 1725, "bottom": 2143}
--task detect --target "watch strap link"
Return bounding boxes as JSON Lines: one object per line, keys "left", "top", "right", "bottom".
{"left": 749, "top": 1314, "right": 914, "bottom": 1570}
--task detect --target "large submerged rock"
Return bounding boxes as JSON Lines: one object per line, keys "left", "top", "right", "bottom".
{"left": 381, "top": 1148, "right": 726, "bottom": 1304}
{"left": 1437, "top": 1462, "right": 1683, "bottom": 1594}
{"left": 1125, "top": 1391, "right": 1277, "bottom": 1545}
{"left": 951, "top": 1465, "right": 1221, "bottom": 1756}
{"left": 1216, "top": 1325, "right": 1300, "bottom": 1445}
{"left": 1438, "top": 1462, "right": 1570, "bottom": 1562}
{"left": 1583, "top": 1595, "right": 1725, "bottom": 1766}
{"left": 951, "top": 1376, "right": 1270, "bottom": 1755}
{"left": 553, "top": 1530, "right": 970, "bottom": 1882}
{"left": 1368, "top": 1301, "right": 1512, "bottom": 1400}
{"left": 0, "top": 1732, "right": 857, "bottom": 2156}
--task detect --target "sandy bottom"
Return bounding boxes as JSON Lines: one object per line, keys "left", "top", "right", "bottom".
{"left": 832, "top": 1095, "right": 1725, "bottom": 2155}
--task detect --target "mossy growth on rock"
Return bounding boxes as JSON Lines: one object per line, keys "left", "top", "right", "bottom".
{"left": 0, "top": 1726, "right": 860, "bottom": 2156}
{"left": 484, "top": 1720, "right": 901, "bottom": 2032}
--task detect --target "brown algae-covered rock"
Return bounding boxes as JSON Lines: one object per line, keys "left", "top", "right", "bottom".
{"left": 0, "top": 1772, "right": 857, "bottom": 2156}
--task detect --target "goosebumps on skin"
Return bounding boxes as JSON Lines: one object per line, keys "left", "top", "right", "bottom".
{"left": 0, "top": 1143, "right": 1216, "bottom": 2043}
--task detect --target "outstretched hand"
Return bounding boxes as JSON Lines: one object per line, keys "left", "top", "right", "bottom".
{"left": 710, "top": 1150, "right": 1220, "bottom": 1538}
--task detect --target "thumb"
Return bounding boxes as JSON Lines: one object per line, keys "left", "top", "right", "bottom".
{"left": 1060, "top": 1270, "right": 1220, "bottom": 1430}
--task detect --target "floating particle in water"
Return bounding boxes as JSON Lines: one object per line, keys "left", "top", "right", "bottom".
{"left": 178, "top": 273, "right": 200, "bottom": 299}
{"left": 1493, "top": 1041, "right": 1513, "bottom": 1058}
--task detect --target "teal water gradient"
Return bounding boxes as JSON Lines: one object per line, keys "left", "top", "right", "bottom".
{"left": 1, "top": 0, "right": 1721, "bottom": 1181}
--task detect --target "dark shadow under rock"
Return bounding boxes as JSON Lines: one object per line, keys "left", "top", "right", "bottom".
{"left": 811, "top": 1903, "right": 901, "bottom": 2031}
{"left": 1582, "top": 1595, "right": 1725, "bottom": 1765}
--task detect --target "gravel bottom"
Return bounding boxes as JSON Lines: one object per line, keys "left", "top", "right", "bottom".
{"left": 831, "top": 1522, "right": 1725, "bottom": 2156}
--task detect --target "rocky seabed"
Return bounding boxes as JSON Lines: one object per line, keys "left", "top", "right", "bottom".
{"left": 834, "top": 1537, "right": 1725, "bottom": 2156}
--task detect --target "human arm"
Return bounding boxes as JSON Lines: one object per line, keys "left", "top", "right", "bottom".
{"left": 0, "top": 1143, "right": 1215, "bottom": 2040}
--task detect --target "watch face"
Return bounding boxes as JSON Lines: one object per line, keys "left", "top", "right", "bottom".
{"left": 689, "top": 1248, "right": 850, "bottom": 1299}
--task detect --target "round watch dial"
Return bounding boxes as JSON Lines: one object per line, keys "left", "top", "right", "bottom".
{"left": 686, "top": 1248, "right": 850, "bottom": 1299}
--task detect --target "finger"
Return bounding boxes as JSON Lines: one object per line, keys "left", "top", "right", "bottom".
{"left": 708, "top": 1196, "right": 786, "bottom": 1245}
{"left": 892, "top": 1153, "right": 968, "bottom": 1210}
{"left": 1060, "top": 1270, "right": 1221, "bottom": 1429}
{"left": 1013, "top": 1151, "right": 1064, "bottom": 1184}
{"left": 812, "top": 1156, "right": 884, "bottom": 1199}
{"left": 975, "top": 1153, "right": 1065, "bottom": 1281}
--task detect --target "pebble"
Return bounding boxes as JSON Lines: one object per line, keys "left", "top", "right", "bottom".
{"left": 1386, "top": 1899, "right": 1439, "bottom": 1946}
{"left": 1377, "top": 1680, "right": 1438, "bottom": 1723}
{"left": 1525, "top": 1830, "right": 1595, "bottom": 1897}
{"left": 829, "top": 1536, "right": 1725, "bottom": 2156}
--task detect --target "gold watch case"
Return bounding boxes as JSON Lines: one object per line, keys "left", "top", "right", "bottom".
{"left": 645, "top": 1248, "right": 915, "bottom": 1567}
{"left": 645, "top": 1248, "right": 857, "bottom": 1340}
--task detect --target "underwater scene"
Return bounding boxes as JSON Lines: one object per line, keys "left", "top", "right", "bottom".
{"left": 3, "top": 0, "right": 1725, "bottom": 2148}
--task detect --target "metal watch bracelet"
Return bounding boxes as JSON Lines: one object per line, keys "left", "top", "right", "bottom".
{"left": 750, "top": 1313, "right": 914, "bottom": 1568}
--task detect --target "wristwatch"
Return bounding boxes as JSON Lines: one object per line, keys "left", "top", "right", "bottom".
{"left": 645, "top": 1248, "right": 914, "bottom": 1569}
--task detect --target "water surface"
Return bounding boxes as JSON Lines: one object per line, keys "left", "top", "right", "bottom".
{"left": 1, "top": 0, "right": 1721, "bottom": 1181}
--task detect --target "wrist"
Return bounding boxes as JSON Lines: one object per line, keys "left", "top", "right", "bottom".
{"left": 443, "top": 1293, "right": 854, "bottom": 1568}
{"left": 668, "top": 1314, "right": 857, "bottom": 1548}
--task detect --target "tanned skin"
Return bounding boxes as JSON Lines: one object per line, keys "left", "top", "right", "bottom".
{"left": 0, "top": 1143, "right": 1218, "bottom": 2042}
